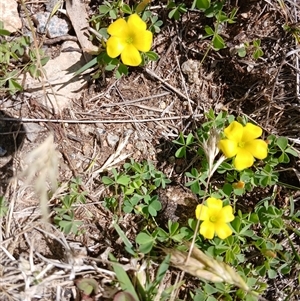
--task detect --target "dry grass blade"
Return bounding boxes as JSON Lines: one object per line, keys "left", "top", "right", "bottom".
{"left": 163, "top": 244, "right": 249, "bottom": 291}
{"left": 92, "top": 131, "right": 132, "bottom": 175}
{"left": 17, "top": 135, "right": 58, "bottom": 219}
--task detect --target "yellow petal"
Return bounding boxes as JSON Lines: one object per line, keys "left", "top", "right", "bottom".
{"left": 242, "top": 123, "right": 263, "bottom": 142}
{"left": 214, "top": 223, "right": 233, "bottom": 239}
{"left": 133, "top": 30, "right": 153, "bottom": 52}
{"left": 195, "top": 204, "right": 209, "bottom": 221}
{"left": 218, "top": 139, "right": 238, "bottom": 158}
{"left": 244, "top": 139, "right": 268, "bottom": 159}
{"left": 206, "top": 198, "right": 223, "bottom": 211}
{"left": 200, "top": 220, "right": 215, "bottom": 239}
{"left": 107, "top": 18, "right": 128, "bottom": 36}
{"left": 219, "top": 205, "right": 235, "bottom": 223}
{"left": 224, "top": 121, "right": 243, "bottom": 142}
{"left": 107, "top": 36, "right": 125, "bottom": 58}
{"left": 234, "top": 148, "right": 254, "bottom": 170}
{"left": 127, "top": 13, "right": 147, "bottom": 31}
{"left": 120, "top": 44, "right": 142, "bottom": 66}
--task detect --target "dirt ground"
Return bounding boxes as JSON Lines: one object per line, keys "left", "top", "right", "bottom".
{"left": 0, "top": 0, "right": 300, "bottom": 300}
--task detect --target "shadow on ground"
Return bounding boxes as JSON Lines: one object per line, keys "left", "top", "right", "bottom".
{"left": 0, "top": 111, "right": 26, "bottom": 194}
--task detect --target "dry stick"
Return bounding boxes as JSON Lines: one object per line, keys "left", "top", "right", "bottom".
{"left": 264, "top": 58, "right": 285, "bottom": 131}
{"left": 145, "top": 68, "right": 195, "bottom": 104}
{"left": 172, "top": 39, "right": 194, "bottom": 115}
{"left": 100, "top": 92, "right": 170, "bottom": 107}
{"left": 0, "top": 114, "right": 203, "bottom": 124}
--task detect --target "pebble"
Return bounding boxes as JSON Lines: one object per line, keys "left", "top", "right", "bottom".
{"left": 33, "top": 12, "right": 71, "bottom": 38}
{"left": 24, "top": 122, "right": 44, "bottom": 142}
{"left": 106, "top": 133, "right": 119, "bottom": 148}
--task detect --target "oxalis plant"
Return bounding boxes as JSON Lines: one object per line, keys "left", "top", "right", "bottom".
{"left": 101, "top": 110, "right": 299, "bottom": 301}
{"left": 76, "top": 1, "right": 160, "bottom": 79}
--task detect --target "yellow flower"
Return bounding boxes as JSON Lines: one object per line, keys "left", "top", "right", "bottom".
{"left": 196, "top": 198, "right": 234, "bottom": 240}
{"left": 106, "top": 14, "right": 153, "bottom": 66}
{"left": 218, "top": 121, "right": 268, "bottom": 171}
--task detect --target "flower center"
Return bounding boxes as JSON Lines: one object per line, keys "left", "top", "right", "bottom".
{"left": 238, "top": 141, "right": 245, "bottom": 148}
{"left": 126, "top": 36, "right": 134, "bottom": 44}
{"left": 209, "top": 215, "right": 218, "bottom": 223}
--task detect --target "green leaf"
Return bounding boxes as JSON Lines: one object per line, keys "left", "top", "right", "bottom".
{"left": 285, "top": 147, "right": 298, "bottom": 157}
{"left": 117, "top": 175, "right": 130, "bottom": 186}
{"left": 145, "top": 51, "right": 159, "bottom": 61}
{"left": 136, "top": 232, "right": 155, "bottom": 253}
{"left": 77, "top": 278, "right": 99, "bottom": 295}
{"left": 196, "top": 0, "right": 211, "bottom": 10}
{"left": 253, "top": 39, "right": 261, "bottom": 47}
{"left": 138, "top": 241, "right": 154, "bottom": 254}
{"left": 99, "top": 27, "right": 109, "bottom": 39}
{"left": 136, "top": 232, "right": 152, "bottom": 244}
{"left": 74, "top": 56, "right": 98, "bottom": 76}
{"left": 212, "top": 34, "right": 226, "bottom": 50}
{"left": 109, "top": 9, "right": 118, "bottom": 19}
{"left": 204, "top": 25, "right": 214, "bottom": 36}
{"left": 102, "top": 176, "right": 114, "bottom": 185}
{"left": 8, "top": 79, "right": 22, "bottom": 94}
{"left": 121, "top": 4, "right": 132, "bottom": 14}
{"left": 222, "top": 183, "right": 232, "bottom": 196}
{"left": 276, "top": 137, "right": 288, "bottom": 151}
{"left": 40, "top": 56, "right": 50, "bottom": 66}
{"left": 175, "top": 146, "right": 186, "bottom": 158}
{"left": 116, "top": 63, "right": 128, "bottom": 78}
{"left": 253, "top": 48, "right": 264, "bottom": 59}
{"left": 113, "top": 220, "right": 137, "bottom": 256}
{"left": 0, "top": 28, "right": 11, "bottom": 36}
{"left": 154, "top": 255, "right": 170, "bottom": 284}
{"left": 237, "top": 46, "right": 247, "bottom": 57}
{"left": 278, "top": 152, "right": 290, "bottom": 163}
{"left": 186, "top": 133, "right": 194, "bottom": 145}
{"left": 99, "top": 5, "right": 110, "bottom": 14}
{"left": 267, "top": 269, "right": 277, "bottom": 279}
{"left": 109, "top": 254, "right": 140, "bottom": 301}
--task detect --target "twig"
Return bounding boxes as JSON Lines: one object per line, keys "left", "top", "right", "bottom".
{"left": 0, "top": 114, "right": 203, "bottom": 124}
{"left": 100, "top": 92, "right": 170, "bottom": 107}
{"left": 42, "top": 35, "right": 78, "bottom": 45}
{"left": 145, "top": 68, "right": 195, "bottom": 103}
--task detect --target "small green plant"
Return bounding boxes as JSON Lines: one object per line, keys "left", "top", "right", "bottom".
{"left": 102, "top": 160, "right": 171, "bottom": 219}
{"left": 53, "top": 177, "right": 86, "bottom": 235}
{"left": 109, "top": 252, "right": 171, "bottom": 301}
{"left": 122, "top": 109, "right": 300, "bottom": 300}
{"left": 192, "top": 1, "right": 238, "bottom": 52}
{"left": 0, "top": 21, "right": 49, "bottom": 95}
{"left": 167, "top": 1, "right": 187, "bottom": 20}
{"left": 77, "top": 3, "right": 161, "bottom": 79}
{"left": 236, "top": 39, "right": 264, "bottom": 59}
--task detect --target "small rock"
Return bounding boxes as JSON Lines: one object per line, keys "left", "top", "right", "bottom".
{"left": 24, "top": 45, "right": 88, "bottom": 112}
{"left": 0, "top": 0, "right": 22, "bottom": 33}
{"left": 24, "top": 122, "right": 44, "bottom": 142}
{"left": 45, "top": 0, "right": 61, "bottom": 12}
{"left": 34, "top": 12, "right": 70, "bottom": 38}
{"left": 181, "top": 59, "right": 201, "bottom": 85}
{"left": 107, "top": 133, "right": 119, "bottom": 148}
{"left": 96, "top": 127, "right": 106, "bottom": 135}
